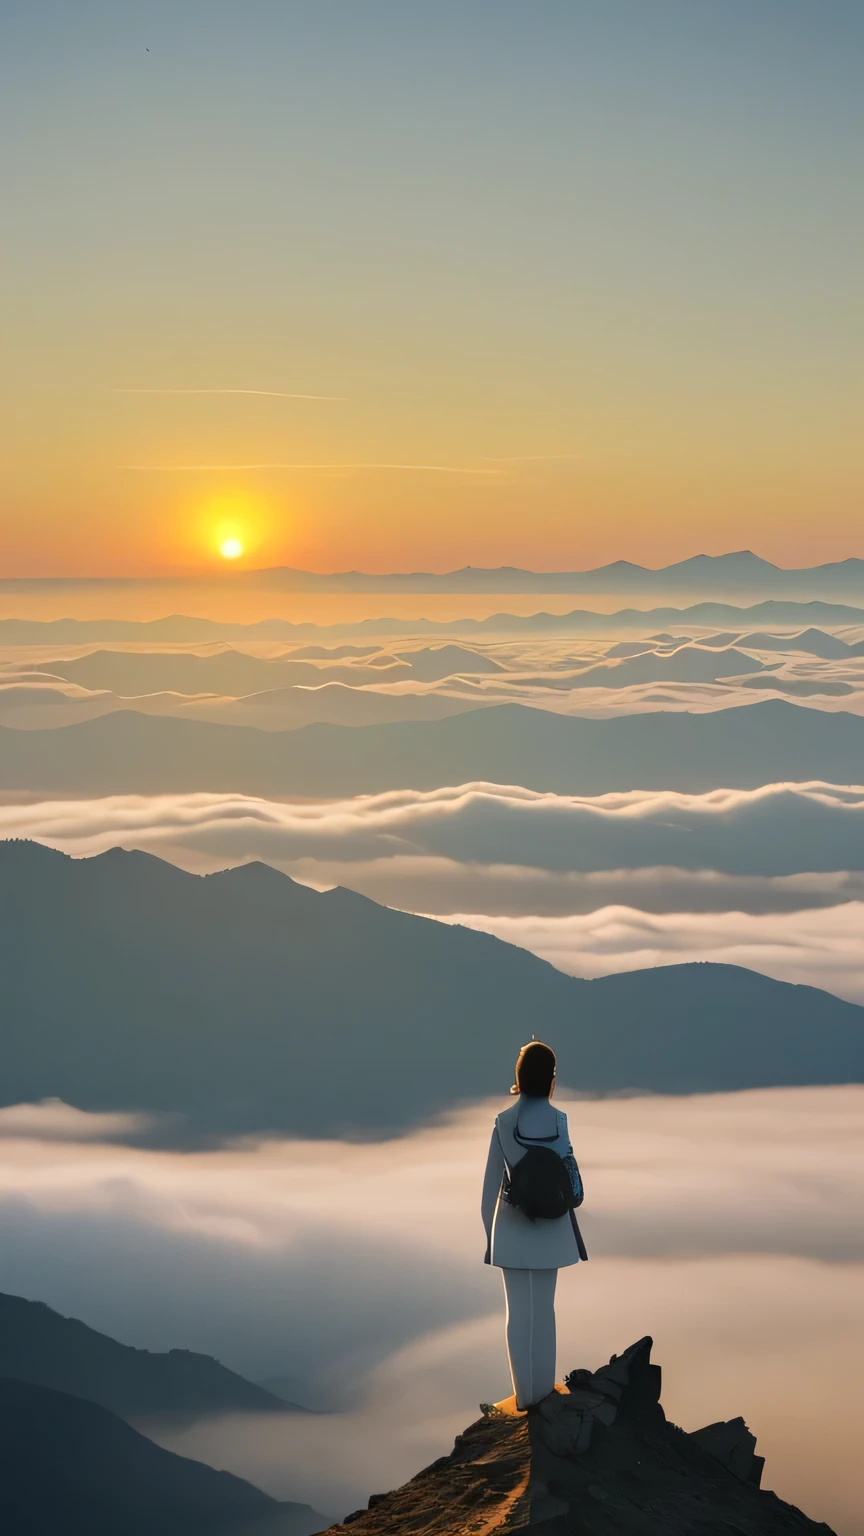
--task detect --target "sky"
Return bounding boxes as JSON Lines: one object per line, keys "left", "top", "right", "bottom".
{"left": 2, "top": 1, "right": 862, "bottom": 577}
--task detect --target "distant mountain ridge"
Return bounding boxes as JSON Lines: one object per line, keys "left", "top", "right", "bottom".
{"left": 29, "top": 644, "right": 503, "bottom": 697}
{"left": 3, "top": 699, "right": 864, "bottom": 797}
{"left": 1, "top": 841, "right": 861, "bottom": 1142}
{"left": 4, "top": 550, "right": 864, "bottom": 596}
{"left": 0, "top": 1292, "right": 297, "bottom": 1418}
{"left": 0, "top": 1377, "right": 323, "bottom": 1536}
{"left": 3, "top": 598, "right": 864, "bottom": 645}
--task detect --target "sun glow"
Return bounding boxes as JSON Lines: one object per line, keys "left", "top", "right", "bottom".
{"left": 182, "top": 488, "right": 277, "bottom": 568}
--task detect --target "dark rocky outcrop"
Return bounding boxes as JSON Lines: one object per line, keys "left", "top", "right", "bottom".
{"left": 328, "top": 1339, "right": 834, "bottom": 1535}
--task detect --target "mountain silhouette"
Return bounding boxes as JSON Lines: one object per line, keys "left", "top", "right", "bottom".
{"left": 2, "top": 842, "right": 861, "bottom": 1141}
{"left": 607, "top": 628, "right": 864, "bottom": 662}
{"left": 44, "top": 650, "right": 411, "bottom": 694}
{"left": 326, "top": 1336, "right": 835, "bottom": 1535}
{"left": 3, "top": 599, "right": 864, "bottom": 644}
{"left": 391, "top": 645, "right": 506, "bottom": 679}
{"left": 736, "top": 628, "right": 864, "bottom": 659}
{"left": 41, "top": 646, "right": 503, "bottom": 698}
{"left": 223, "top": 684, "right": 476, "bottom": 728}
{"left": 2, "top": 700, "right": 864, "bottom": 797}
{"left": 0, "top": 1292, "right": 300, "bottom": 1418}
{"left": 0, "top": 1376, "right": 323, "bottom": 1535}
{"left": 4, "top": 550, "right": 864, "bottom": 598}
{"left": 560, "top": 644, "right": 765, "bottom": 688}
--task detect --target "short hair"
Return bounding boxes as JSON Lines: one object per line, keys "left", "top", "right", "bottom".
{"left": 511, "top": 1041, "right": 556, "bottom": 1098}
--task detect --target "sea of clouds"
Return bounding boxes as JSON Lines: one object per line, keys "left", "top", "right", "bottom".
{"left": 6, "top": 626, "right": 864, "bottom": 727}
{"left": 3, "top": 628, "right": 863, "bottom": 1531}
{"left": 8, "top": 781, "right": 864, "bottom": 873}
{"left": 0, "top": 1088, "right": 861, "bottom": 1531}
{"left": 5, "top": 784, "right": 864, "bottom": 1000}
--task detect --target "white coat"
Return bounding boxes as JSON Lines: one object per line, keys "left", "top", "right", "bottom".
{"left": 481, "top": 1095, "right": 583, "bottom": 1270}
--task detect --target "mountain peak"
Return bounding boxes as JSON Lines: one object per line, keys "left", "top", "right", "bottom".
{"left": 3, "top": 834, "right": 863, "bottom": 1144}
{"left": 330, "top": 1337, "right": 834, "bottom": 1535}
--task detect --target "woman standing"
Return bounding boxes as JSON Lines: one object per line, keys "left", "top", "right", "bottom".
{"left": 481, "top": 1041, "right": 586, "bottom": 1410}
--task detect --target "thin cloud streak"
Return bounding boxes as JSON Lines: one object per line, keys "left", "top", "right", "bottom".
{"left": 118, "top": 462, "right": 504, "bottom": 475}
{"left": 115, "top": 388, "right": 346, "bottom": 401}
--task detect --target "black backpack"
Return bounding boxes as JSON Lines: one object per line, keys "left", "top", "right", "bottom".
{"left": 506, "top": 1145, "right": 573, "bottom": 1222}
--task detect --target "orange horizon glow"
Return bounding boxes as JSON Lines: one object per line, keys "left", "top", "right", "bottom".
{"left": 2, "top": 472, "right": 861, "bottom": 581}
{"left": 4, "top": 7, "right": 861, "bottom": 582}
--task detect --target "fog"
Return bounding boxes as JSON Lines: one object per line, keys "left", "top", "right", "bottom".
{"left": 4, "top": 782, "right": 864, "bottom": 877}
{"left": 154, "top": 1262, "right": 864, "bottom": 1532}
{"left": 0, "top": 1088, "right": 861, "bottom": 1530}
{"left": 8, "top": 647, "right": 864, "bottom": 729}
{"left": 7, "top": 786, "right": 864, "bottom": 1002}
{"left": 444, "top": 901, "right": 864, "bottom": 1002}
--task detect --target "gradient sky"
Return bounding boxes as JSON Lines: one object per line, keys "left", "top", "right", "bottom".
{"left": 2, "top": 1, "right": 862, "bottom": 576}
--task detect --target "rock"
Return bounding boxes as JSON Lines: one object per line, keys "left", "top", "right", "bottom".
{"left": 690, "top": 1418, "right": 765, "bottom": 1487}
{"left": 327, "top": 1338, "right": 836, "bottom": 1535}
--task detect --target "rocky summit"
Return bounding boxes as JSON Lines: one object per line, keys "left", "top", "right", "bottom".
{"left": 328, "top": 1338, "right": 835, "bottom": 1536}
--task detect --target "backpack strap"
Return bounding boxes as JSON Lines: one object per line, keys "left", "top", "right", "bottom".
{"left": 558, "top": 1110, "right": 588, "bottom": 1256}
{"left": 569, "top": 1208, "right": 589, "bottom": 1261}
{"left": 513, "top": 1106, "right": 561, "bottom": 1147}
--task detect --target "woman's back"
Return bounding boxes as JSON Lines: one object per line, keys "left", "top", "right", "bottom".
{"left": 480, "top": 1041, "right": 586, "bottom": 1411}
{"left": 485, "top": 1097, "right": 579, "bottom": 1271}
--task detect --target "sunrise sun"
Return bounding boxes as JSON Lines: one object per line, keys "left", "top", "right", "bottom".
{"left": 219, "top": 537, "right": 243, "bottom": 560}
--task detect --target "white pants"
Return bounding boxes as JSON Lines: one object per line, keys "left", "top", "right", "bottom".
{"left": 502, "top": 1267, "right": 558, "bottom": 1409}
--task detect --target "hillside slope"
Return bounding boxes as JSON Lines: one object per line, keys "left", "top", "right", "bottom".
{"left": 0, "top": 1292, "right": 298, "bottom": 1418}
{"left": 2, "top": 700, "right": 864, "bottom": 796}
{"left": 0, "top": 1377, "right": 323, "bottom": 1536}
{"left": 2, "top": 842, "right": 862, "bottom": 1140}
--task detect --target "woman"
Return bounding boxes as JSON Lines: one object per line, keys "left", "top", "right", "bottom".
{"left": 481, "top": 1040, "right": 586, "bottom": 1410}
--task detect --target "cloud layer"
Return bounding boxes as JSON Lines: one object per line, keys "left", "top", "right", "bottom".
{"left": 8, "top": 785, "right": 864, "bottom": 998}
{"left": 442, "top": 902, "right": 864, "bottom": 1003}
{"left": 7, "top": 628, "right": 864, "bottom": 729}
{"left": 0, "top": 1088, "right": 860, "bottom": 1530}
{"left": 3, "top": 780, "right": 864, "bottom": 876}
